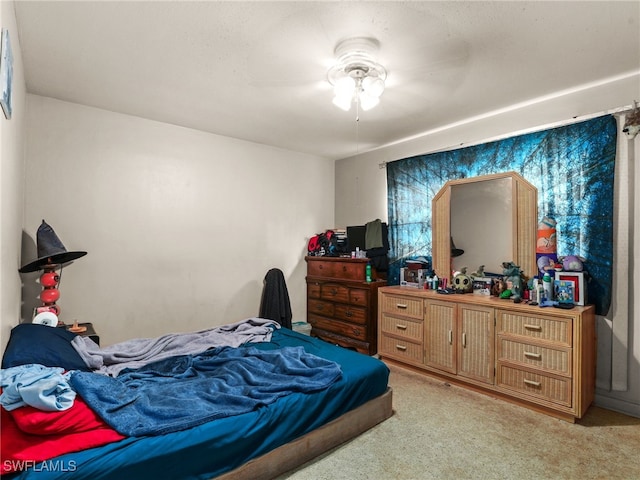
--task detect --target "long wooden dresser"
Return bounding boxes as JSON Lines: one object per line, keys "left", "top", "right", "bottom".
{"left": 378, "top": 286, "right": 596, "bottom": 422}
{"left": 306, "top": 256, "right": 386, "bottom": 355}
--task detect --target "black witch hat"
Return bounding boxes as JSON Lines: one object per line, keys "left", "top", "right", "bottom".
{"left": 19, "top": 220, "right": 87, "bottom": 273}
{"left": 451, "top": 237, "right": 465, "bottom": 258}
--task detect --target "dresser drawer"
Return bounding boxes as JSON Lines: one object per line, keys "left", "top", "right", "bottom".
{"left": 320, "top": 283, "right": 350, "bottom": 303}
{"left": 349, "top": 288, "right": 369, "bottom": 306}
{"left": 333, "top": 261, "right": 367, "bottom": 281}
{"left": 497, "top": 364, "right": 572, "bottom": 407}
{"left": 379, "top": 334, "right": 423, "bottom": 364}
{"left": 307, "top": 259, "right": 367, "bottom": 281}
{"left": 498, "top": 338, "right": 572, "bottom": 376}
{"left": 312, "top": 328, "right": 369, "bottom": 354}
{"left": 307, "top": 282, "right": 321, "bottom": 299}
{"left": 334, "top": 304, "right": 367, "bottom": 324}
{"left": 308, "top": 314, "right": 367, "bottom": 341}
{"left": 497, "top": 311, "right": 572, "bottom": 346}
{"left": 380, "top": 294, "right": 423, "bottom": 319}
{"left": 380, "top": 313, "right": 423, "bottom": 342}
{"left": 308, "top": 299, "right": 335, "bottom": 317}
{"left": 307, "top": 260, "right": 335, "bottom": 278}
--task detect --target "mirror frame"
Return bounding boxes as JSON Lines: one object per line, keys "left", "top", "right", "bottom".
{"left": 432, "top": 171, "right": 537, "bottom": 282}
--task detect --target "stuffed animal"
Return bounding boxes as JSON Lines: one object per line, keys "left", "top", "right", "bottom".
{"left": 561, "top": 255, "right": 584, "bottom": 272}
{"left": 501, "top": 261, "right": 523, "bottom": 301}
{"left": 470, "top": 265, "right": 485, "bottom": 278}
{"left": 453, "top": 271, "right": 473, "bottom": 293}
{"left": 491, "top": 278, "right": 505, "bottom": 297}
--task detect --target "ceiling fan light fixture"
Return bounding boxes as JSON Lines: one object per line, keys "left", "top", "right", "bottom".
{"left": 333, "top": 93, "right": 353, "bottom": 111}
{"left": 362, "top": 75, "right": 385, "bottom": 98}
{"left": 333, "top": 75, "right": 356, "bottom": 97}
{"left": 358, "top": 92, "right": 379, "bottom": 111}
{"left": 327, "top": 37, "right": 387, "bottom": 112}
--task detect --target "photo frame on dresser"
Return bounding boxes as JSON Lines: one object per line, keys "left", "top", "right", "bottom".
{"left": 556, "top": 272, "right": 586, "bottom": 305}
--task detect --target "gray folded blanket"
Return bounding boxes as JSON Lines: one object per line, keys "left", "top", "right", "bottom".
{"left": 71, "top": 317, "right": 280, "bottom": 376}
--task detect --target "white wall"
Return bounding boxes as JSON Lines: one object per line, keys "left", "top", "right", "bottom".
{"left": 335, "top": 73, "right": 640, "bottom": 417}
{"left": 21, "top": 96, "right": 334, "bottom": 346}
{"left": 0, "top": 1, "right": 26, "bottom": 354}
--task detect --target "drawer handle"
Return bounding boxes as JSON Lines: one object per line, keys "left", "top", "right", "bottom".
{"left": 396, "top": 324, "right": 407, "bottom": 330}
{"left": 524, "top": 379, "right": 541, "bottom": 388}
{"left": 330, "top": 288, "right": 338, "bottom": 295}
{"left": 524, "top": 351, "right": 542, "bottom": 360}
{"left": 352, "top": 328, "right": 361, "bottom": 336}
{"left": 524, "top": 324, "right": 542, "bottom": 331}
{"left": 448, "top": 330, "right": 452, "bottom": 345}
{"left": 395, "top": 344, "right": 407, "bottom": 351}
{"left": 316, "top": 304, "right": 324, "bottom": 311}
{"left": 462, "top": 332, "right": 467, "bottom": 348}
{"left": 396, "top": 303, "right": 408, "bottom": 309}
{"left": 345, "top": 310, "right": 353, "bottom": 317}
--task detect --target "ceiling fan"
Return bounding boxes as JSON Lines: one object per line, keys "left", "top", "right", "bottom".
{"left": 244, "top": 3, "right": 471, "bottom": 106}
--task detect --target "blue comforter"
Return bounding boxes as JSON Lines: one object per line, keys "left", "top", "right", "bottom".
{"left": 70, "top": 345, "right": 342, "bottom": 437}
{"left": 13, "top": 328, "right": 388, "bottom": 480}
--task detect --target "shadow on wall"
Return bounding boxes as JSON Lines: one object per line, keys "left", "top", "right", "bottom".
{"left": 19, "top": 230, "right": 39, "bottom": 323}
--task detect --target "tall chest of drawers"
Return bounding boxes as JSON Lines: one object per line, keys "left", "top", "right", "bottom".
{"left": 378, "top": 286, "right": 596, "bottom": 422}
{"left": 306, "top": 256, "right": 386, "bottom": 355}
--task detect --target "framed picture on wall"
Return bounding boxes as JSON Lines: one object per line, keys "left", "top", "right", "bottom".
{"left": 557, "top": 272, "right": 586, "bottom": 305}
{"left": 1, "top": 28, "right": 14, "bottom": 119}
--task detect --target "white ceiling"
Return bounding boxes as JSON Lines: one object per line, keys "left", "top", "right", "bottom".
{"left": 13, "top": 1, "right": 640, "bottom": 160}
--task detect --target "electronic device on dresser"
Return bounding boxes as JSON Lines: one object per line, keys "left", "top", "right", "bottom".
{"left": 306, "top": 256, "right": 386, "bottom": 355}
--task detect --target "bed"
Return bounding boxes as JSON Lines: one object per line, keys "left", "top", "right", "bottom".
{"left": 1, "top": 319, "right": 392, "bottom": 479}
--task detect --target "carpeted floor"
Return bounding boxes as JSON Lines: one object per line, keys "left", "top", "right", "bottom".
{"left": 278, "top": 363, "right": 640, "bottom": 480}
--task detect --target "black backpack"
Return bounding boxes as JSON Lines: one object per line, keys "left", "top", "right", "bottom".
{"left": 307, "top": 230, "right": 336, "bottom": 256}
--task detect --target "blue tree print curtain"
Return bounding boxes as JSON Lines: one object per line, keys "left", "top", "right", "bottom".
{"left": 387, "top": 115, "right": 617, "bottom": 315}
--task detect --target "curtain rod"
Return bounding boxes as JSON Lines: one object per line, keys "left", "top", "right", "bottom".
{"left": 377, "top": 101, "right": 637, "bottom": 169}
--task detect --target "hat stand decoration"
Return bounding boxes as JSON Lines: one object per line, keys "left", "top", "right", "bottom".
{"left": 19, "top": 220, "right": 87, "bottom": 331}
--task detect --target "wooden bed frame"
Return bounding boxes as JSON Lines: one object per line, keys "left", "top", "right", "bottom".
{"left": 218, "top": 387, "right": 393, "bottom": 480}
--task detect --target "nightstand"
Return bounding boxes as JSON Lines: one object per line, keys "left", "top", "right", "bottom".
{"left": 58, "top": 322, "right": 100, "bottom": 346}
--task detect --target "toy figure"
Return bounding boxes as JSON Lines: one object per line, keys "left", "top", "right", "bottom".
{"left": 471, "top": 265, "right": 485, "bottom": 278}
{"left": 453, "top": 270, "right": 473, "bottom": 293}
{"left": 501, "top": 261, "right": 523, "bottom": 301}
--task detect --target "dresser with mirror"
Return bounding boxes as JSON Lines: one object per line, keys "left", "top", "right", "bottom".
{"left": 378, "top": 172, "right": 596, "bottom": 422}
{"left": 432, "top": 171, "right": 538, "bottom": 281}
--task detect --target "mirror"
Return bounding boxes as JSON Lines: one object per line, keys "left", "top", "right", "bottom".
{"left": 432, "top": 172, "right": 537, "bottom": 282}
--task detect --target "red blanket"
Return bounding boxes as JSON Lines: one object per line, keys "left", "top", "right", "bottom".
{"left": 1, "top": 395, "right": 125, "bottom": 475}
